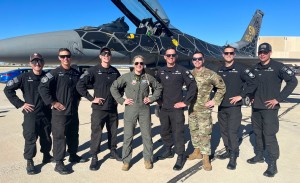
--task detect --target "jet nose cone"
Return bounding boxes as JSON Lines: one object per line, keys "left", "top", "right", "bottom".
{"left": 0, "top": 30, "right": 82, "bottom": 64}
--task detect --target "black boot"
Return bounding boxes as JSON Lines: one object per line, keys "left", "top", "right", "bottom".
{"left": 263, "top": 160, "right": 278, "bottom": 177}
{"left": 69, "top": 154, "right": 88, "bottom": 163}
{"left": 217, "top": 149, "right": 230, "bottom": 160}
{"left": 227, "top": 153, "right": 237, "bottom": 170}
{"left": 55, "top": 161, "right": 71, "bottom": 175}
{"left": 157, "top": 146, "right": 174, "bottom": 160}
{"left": 173, "top": 155, "right": 185, "bottom": 171}
{"left": 247, "top": 154, "right": 264, "bottom": 164}
{"left": 110, "top": 149, "right": 122, "bottom": 161}
{"left": 26, "top": 159, "right": 36, "bottom": 175}
{"left": 89, "top": 155, "right": 99, "bottom": 171}
{"left": 42, "top": 152, "right": 54, "bottom": 164}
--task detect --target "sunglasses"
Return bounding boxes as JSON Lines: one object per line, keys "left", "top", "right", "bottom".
{"left": 192, "top": 57, "right": 203, "bottom": 61}
{"left": 224, "top": 52, "right": 235, "bottom": 55}
{"left": 165, "top": 54, "right": 177, "bottom": 58}
{"left": 258, "top": 51, "right": 270, "bottom": 55}
{"left": 100, "top": 51, "right": 111, "bottom": 56}
{"left": 134, "top": 62, "right": 144, "bottom": 66}
{"left": 31, "top": 59, "right": 44, "bottom": 65}
{"left": 59, "top": 55, "right": 71, "bottom": 59}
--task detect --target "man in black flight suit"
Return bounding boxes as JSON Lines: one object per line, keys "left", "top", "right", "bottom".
{"left": 39, "top": 48, "right": 88, "bottom": 175}
{"left": 247, "top": 43, "right": 298, "bottom": 177}
{"left": 4, "top": 53, "right": 53, "bottom": 175}
{"left": 217, "top": 45, "right": 257, "bottom": 170}
{"left": 76, "top": 47, "right": 122, "bottom": 171}
{"left": 156, "top": 47, "right": 197, "bottom": 171}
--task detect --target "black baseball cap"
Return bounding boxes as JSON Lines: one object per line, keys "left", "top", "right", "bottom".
{"left": 30, "top": 53, "right": 43, "bottom": 61}
{"left": 100, "top": 47, "right": 111, "bottom": 54}
{"left": 258, "top": 43, "right": 272, "bottom": 52}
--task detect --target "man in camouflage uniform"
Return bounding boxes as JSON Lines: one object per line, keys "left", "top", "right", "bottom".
{"left": 187, "top": 51, "right": 226, "bottom": 171}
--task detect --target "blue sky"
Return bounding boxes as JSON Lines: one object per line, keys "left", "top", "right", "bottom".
{"left": 0, "top": 0, "right": 299, "bottom": 45}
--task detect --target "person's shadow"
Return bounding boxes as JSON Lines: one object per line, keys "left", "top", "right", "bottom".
{"left": 33, "top": 162, "right": 51, "bottom": 174}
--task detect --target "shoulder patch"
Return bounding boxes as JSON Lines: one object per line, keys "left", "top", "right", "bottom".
{"left": 13, "top": 77, "right": 19, "bottom": 83}
{"left": 185, "top": 70, "right": 191, "bottom": 75}
{"left": 45, "top": 72, "right": 53, "bottom": 79}
{"left": 184, "top": 70, "right": 194, "bottom": 80}
{"left": 244, "top": 68, "right": 255, "bottom": 78}
{"left": 41, "top": 76, "right": 49, "bottom": 83}
{"left": 80, "top": 70, "right": 89, "bottom": 79}
{"left": 188, "top": 74, "right": 194, "bottom": 80}
{"left": 6, "top": 80, "right": 14, "bottom": 86}
{"left": 282, "top": 66, "right": 295, "bottom": 76}
{"left": 248, "top": 72, "right": 255, "bottom": 78}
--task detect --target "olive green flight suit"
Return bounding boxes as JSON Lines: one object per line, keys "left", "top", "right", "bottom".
{"left": 110, "top": 71, "right": 162, "bottom": 163}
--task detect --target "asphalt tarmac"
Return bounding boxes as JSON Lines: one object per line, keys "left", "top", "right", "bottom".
{"left": 0, "top": 67, "right": 299, "bottom": 183}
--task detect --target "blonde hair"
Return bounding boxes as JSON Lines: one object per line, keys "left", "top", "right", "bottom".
{"left": 132, "top": 55, "right": 144, "bottom": 64}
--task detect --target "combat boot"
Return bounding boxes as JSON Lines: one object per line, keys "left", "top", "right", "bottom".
{"left": 187, "top": 148, "right": 202, "bottom": 160}
{"left": 144, "top": 160, "right": 153, "bottom": 169}
{"left": 247, "top": 154, "right": 264, "bottom": 164}
{"left": 202, "top": 154, "right": 212, "bottom": 171}
{"left": 173, "top": 155, "right": 185, "bottom": 171}
{"left": 157, "top": 146, "right": 174, "bottom": 160}
{"left": 26, "top": 159, "right": 36, "bottom": 175}
{"left": 263, "top": 160, "right": 278, "bottom": 177}
{"left": 122, "top": 163, "right": 130, "bottom": 171}
{"left": 217, "top": 149, "right": 230, "bottom": 160}
{"left": 55, "top": 161, "right": 71, "bottom": 175}
{"left": 69, "top": 154, "right": 88, "bottom": 163}
{"left": 227, "top": 153, "right": 237, "bottom": 170}
{"left": 42, "top": 152, "right": 54, "bottom": 164}
{"left": 89, "top": 155, "right": 98, "bottom": 171}
{"left": 110, "top": 149, "right": 122, "bottom": 161}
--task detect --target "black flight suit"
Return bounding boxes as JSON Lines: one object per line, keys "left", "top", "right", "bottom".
{"left": 76, "top": 64, "right": 121, "bottom": 155}
{"left": 38, "top": 66, "right": 81, "bottom": 161}
{"left": 251, "top": 59, "right": 298, "bottom": 160}
{"left": 156, "top": 64, "right": 197, "bottom": 155}
{"left": 217, "top": 62, "right": 257, "bottom": 154}
{"left": 4, "top": 71, "right": 52, "bottom": 160}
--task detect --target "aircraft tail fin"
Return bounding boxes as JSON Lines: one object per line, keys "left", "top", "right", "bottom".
{"left": 230, "top": 10, "right": 264, "bottom": 56}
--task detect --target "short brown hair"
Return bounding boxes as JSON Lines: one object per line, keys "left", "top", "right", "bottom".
{"left": 58, "top": 48, "right": 71, "bottom": 55}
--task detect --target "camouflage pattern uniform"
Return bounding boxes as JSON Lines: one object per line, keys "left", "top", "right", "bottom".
{"left": 188, "top": 67, "right": 226, "bottom": 155}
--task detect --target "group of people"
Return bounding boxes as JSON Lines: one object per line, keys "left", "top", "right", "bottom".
{"left": 4, "top": 43, "right": 298, "bottom": 178}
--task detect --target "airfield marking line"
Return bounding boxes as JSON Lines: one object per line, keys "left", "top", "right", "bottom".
{"left": 278, "top": 103, "right": 300, "bottom": 118}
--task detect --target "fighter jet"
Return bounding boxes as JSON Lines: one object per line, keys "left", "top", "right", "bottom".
{"left": 0, "top": 0, "right": 264, "bottom": 70}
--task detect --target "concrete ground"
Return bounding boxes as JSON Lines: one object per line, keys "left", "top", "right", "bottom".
{"left": 0, "top": 67, "right": 299, "bottom": 183}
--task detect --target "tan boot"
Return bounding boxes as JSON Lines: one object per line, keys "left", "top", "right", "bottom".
{"left": 187, "top": 148, "right": 203, "bottom": 160}
{"left": 122, "top": 163, "right": 130, "bottom": 171}
{"left": 203, "top": 154, "right": 212, "bottom": 171}
{"left": 144, "top": 160, "right": 153, "bottom": 169}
